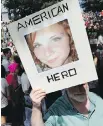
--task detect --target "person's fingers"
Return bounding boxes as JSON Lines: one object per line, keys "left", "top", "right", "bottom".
{"left": 31, "top": 88, "right": 43, "bottom": 94}
{"left": 30, "top": 89, "right": 46, "bottom": 104}
{"left": 30, "top": 88, "right": 45, "bottom": 95}
{"left": 30, "top": 89, "right": 42, "bottom": 97}
{"left": 38, "top": 95, "right": 46, "bottom": 102}
{"left": 30, "top": 92, "right": 46, "bottom": 102}
{"left": 32, "top": 95, "right": 46, "bottom": 108}
{"left": 33, "top": 89, "right": 46, "bottom": 97}
{"left": 35, "top": 92, "right": 46, "bottom": 99}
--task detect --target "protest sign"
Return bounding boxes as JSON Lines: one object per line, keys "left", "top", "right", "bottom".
{"left": 8, "top": 0, "right": 98, "bottom": 93}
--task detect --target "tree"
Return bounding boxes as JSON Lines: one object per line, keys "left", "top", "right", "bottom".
{"left": 81, "top": 0, "right": 103, "bottom": 12}
{"left": 3, "top": 0, "right": 63, "bottom": 21}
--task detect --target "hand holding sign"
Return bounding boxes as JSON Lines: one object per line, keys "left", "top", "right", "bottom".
{"left": 30, "top": 88, "right": 46, "bottom": 109}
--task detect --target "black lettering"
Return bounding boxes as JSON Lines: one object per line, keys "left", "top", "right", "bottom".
{"left": 48, "top": 11, "right": 51, "bottom": 18}
{"left": 32, "top": 15, "right": 41, "bottom": 25}
{"left": 25, "top": 19, "right": 33, "bottom": 27}
{"left": 17, "top": 23, "right": 26, "bottom": 31}
{"left": 61, "top": 71, "right": 69, "bottom": 79}
{"left": 62, "top": 3, "right": 69, "bottom": 12}
{"left": 47, "top": 75, "right": 54, "bottom": 83}
{"left": 54, "top": 73, "right": 60, "bottom": 81}
{"left": 68, "top": 68, "right": 77, "bottom": 77}
{"left": 40, "top": 12, "right": 48, "bottom": 21}
{"left": 51, "top": 7, "right": 58, "bottom": 17}
{"left": 58, "top": 6, "right": 64, "bottom": 14}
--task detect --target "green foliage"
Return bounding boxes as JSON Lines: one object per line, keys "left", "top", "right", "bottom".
{"left": 3, "top": 0, "right": 63, "bottom": 21}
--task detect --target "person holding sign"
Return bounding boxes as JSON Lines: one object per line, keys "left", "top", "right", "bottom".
{"left": 30, "top": 83, "right": 103, "bottom": 126}
{"left": 25, "top": 20, "right": 78, "bottom": 72}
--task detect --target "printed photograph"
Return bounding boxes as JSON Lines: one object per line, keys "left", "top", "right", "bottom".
{"left": 25, "top": 19, "right": 79, "bottom": 73}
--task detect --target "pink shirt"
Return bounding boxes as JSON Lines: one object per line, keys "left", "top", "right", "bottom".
{"left": 6, "top": 73, "right": 18, "bottom": 89}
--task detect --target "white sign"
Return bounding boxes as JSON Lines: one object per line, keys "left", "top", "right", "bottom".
{"left": 8, "top": 0, "right": 98, "bottom": 93}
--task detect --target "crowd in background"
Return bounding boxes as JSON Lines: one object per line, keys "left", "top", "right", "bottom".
{"left": 83, "top": 11, "right": 103, "bottom": 51}
{"left": 82, "top": 11, "right": 103, "bottom": 98}
{"left": 1, "top": 10, "right": 103, "bottom": 126}
{"left": 1, "top": 21, "right": 32, "bottom": 125}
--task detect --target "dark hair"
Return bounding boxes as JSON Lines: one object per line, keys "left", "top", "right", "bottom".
{"left": 13, "top": 55, "right": 25, "bottom": 76}
{"left": 13, "top": 55, "right": 21, "bottom": 64}
{"left": 18, "top": 66, "right": 25, "bottom": 76}
{"left": 2, "top": 48, "right": 11, "bottom": 55}
{"left": 1, "top": 40, "right": 3, "bottom": 43}
{"left": 1, "top": 65, "right": 6, "bottom": 78}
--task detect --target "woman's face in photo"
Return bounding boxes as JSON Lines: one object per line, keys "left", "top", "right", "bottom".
{"left": 33, "top": 23, "right": 71, "bottom": 68}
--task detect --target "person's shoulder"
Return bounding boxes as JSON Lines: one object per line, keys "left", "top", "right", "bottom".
{"left": 43, "top": 96, "right": 64, "bottom": 123}
{"left": 89, "top": 92, "right": 102, "bottom": 99}
{"left": 1, "top": 78, "right": 8, "bottom": 87}
{"left": 2, "top": 58, "right": 6, "bottom": 62}
{"left": 1, "top": 78, "right": 5, "bottom": 85}
{"left": 2, "top": 58, "right": 9, "bottom": 64}
{"left": 21, "top": 72, "right": 26, "bottom": 78}
{"left": 45, "top": 95, "right": 70, "bottom": 115}
{"left": 21, "top": 72, "right": 28, "bottom": 81}
{"left": 89, "top": 92, "right": 103, "bottom": 116}
{"left": 89, "top": 92, "right": 103, "bottom": 105}
{"left": 44, "top": 95, "right": 73, "bottom": 125}
{"left": 1, "top": 78, "right": 7, "bottom": 83}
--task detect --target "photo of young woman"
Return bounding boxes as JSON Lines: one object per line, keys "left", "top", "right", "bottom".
{"left": 25, "top": 19, "right": 78, "bottom": 73}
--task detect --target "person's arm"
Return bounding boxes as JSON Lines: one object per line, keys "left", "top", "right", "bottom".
{"left": 31, "top": 107, "right": 44, "bottom": 126}
{"left": 30, "top": 89, "right": 46, "bottom": 126}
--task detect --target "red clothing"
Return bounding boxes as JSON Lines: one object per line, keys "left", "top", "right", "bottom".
{"left": 6, "top": 73, "right": 18, "bottom": 89}
{"left": 100, "top": 11, "right": 103, "bottom": 16}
